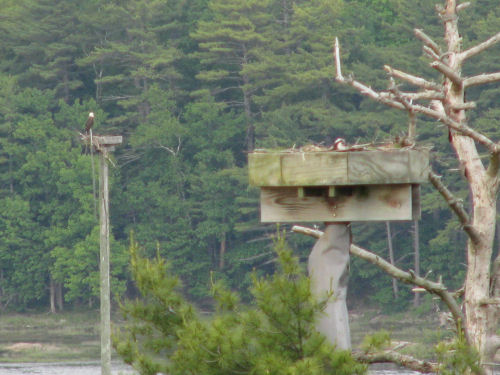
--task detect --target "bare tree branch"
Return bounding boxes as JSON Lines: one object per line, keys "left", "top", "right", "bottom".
{"left": 334, "top": 37, "right": 500, "bottom": 154}
{"left": 353, "top": 350, "right": 438, "bottom": 373}
{"left": 388, "top": 79, "right": 413, "bottom": 111}
{"left": 430, "top": 61, "right": 463, "bottom": 86}
{"left": 423, "top": 45, "right": 441, "bottom": 61}
{"left": 384, "top": 65, "right": 442, "bottom": 91}
{"left": 379, "top": 90, "right": 445, "bottom": 102}
{"left": 399, "top": 90, "right": 445, "bottom": 101}
{"left": 450, "top": 102, "right": 477, "bottom": 110}
{"left": 334, "top": 38, "right": 344, "bottom": 81}
{"left": 291, "top": 225, "right": 469, "bottom": 343}
{"left": 334, "top": 44, "right": 406, "bottom": 111}
{"left": 414, "top": 28, "right": 442, "bottom": 56}
{"left": 428, "top": 170, "right": 483, "bottom": 245}
{"left": 460, "top": 32, "right": 500, "bottom": 62}
{"left": 387, "top": 80, "right": 417, "bottom": 140}
{"left": 456, "top": 2, "right": 471, "bottom": 12}
{"left": 409, "top": 104, "right": 500, "bottom": 153}
{"left": 464, "top": 72, "right": 500, "bottom": 88}
{"left": 334, "top": 39, "right": 405, "bottom": 110}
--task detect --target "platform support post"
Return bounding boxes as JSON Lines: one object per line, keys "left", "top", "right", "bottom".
{"left": 308, "top": 223, "right": 351, "bottom": 349}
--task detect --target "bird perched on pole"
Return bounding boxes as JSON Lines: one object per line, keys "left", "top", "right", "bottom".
{"left": 81, "top": 112, "right": 95, "bottom": 154}
{"left": 85, "top": 112, "right": 95, "bottom": 134}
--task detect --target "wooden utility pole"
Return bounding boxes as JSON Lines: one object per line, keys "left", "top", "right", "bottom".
{"left": 99, "top": 147, "right": 111, "bottom": 375}
{"left": 82, "top": 134, "right": 122, "bottom": 375}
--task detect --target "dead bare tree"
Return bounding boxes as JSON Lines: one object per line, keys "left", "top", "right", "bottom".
{"left": 331, "top": 0, "right": 500, "bottom": 373}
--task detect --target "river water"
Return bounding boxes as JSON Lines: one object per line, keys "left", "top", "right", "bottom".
{"left": 0, "top": 362, "right": 424, "bottom": 374}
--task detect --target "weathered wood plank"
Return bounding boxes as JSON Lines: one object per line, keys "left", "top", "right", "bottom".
{"left": 248, "top": 153, "right": 282, "bottom": 186}
{"left": 248, "top": 149, "right": 429, "bottom": 186}
{"left": 409, "top": 149, "right": 430, "bottom": 182}
{"left": 347, "top": 150, "right": 409, "bottom": 184}
{"left": 260, "top": 185, "right": 413, "bottom": 222}
{"left": 281, "top": 152, "right": 348, "bottom": 186}
{"left": 94, "top": 135, "right": 123, "bottom": 146}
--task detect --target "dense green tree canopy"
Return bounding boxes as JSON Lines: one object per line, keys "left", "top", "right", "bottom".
{"left": 0, "top": 0, "right": 498, "bottom": 313}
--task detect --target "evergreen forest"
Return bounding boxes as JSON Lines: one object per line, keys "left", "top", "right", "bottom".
{"left": 0, "top": 0, "right": 498, "bottom": 313}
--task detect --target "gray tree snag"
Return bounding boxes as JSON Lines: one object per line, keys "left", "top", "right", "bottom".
{"left": 334, "top": 0, "right": 500, "bottom": 372}
{"left": 385, "top": 222, "right": 399, "bottom": 299}
{"left": 308, "top": 223, "right": 351, "bottom": 350}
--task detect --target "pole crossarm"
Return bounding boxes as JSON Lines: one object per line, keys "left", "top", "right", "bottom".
{"left": 80, "top": 133, "right": 123, "bottom": 153}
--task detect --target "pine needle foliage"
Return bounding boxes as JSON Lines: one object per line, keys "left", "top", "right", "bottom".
{"left": 435, "top": 324, "right": 481, "bottom": 375}
{"left": 114, "top": 232, "right": 366, "bottom": 375}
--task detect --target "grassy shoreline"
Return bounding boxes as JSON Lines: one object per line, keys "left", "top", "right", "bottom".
{"left": 0, "top": 309, "right": 448, "bottom": 363}
{"left": 0, "top": 311, "right": 102, "bottom": 363}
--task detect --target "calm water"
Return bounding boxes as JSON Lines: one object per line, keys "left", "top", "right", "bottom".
{"left": 0, "top": 362, "right": 424, "bottom": 374}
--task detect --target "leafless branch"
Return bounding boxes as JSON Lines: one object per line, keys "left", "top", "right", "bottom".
{"left": 414, "top": 29, "right": 442, "bottom": 56}
{"left": 334, "top": 38, "right": 344, "bottom": 81}
{"left": 155, "top": 136, "right": 182, "bottom": 156}
{"left": 238, "top": 251, "right": 273, "bottom": 262}
{"left": 337, "top": 75, "right": 406, "bottom": 111}
{"left": 423, "top": 46, "right": 441, "bottom": 61}
{"left": 479, "top": 298, "right": 500, "bottom": 306}
{"left": 387, "top": 80, "right": 418, "bottom": 140}
{"left": 292, "top": 225, "right": 323, "bottom": 238}
{"left": 384, "top": 65, "right": 442, "bottom": 91}
{"left": 334, "top": 38, "right": 499, "bottom": 154}
{"left": 389, "top": 79, "right": 413, "bottom": 111}
{"left": 450, "top": 102, "right": 477, "bottom": 110}
{"left": 292, "top": 225, "right": 468, "bottom": 343}
{"left": 460, "top": 32, "right": 500, "bottom": 62}
{"left": 353, "top": 350, "right": 438, "bottom": 373}
{"left": 409, "top": 104, "right": 500, "bottom": 153}
{"left": 399, "top": 91, "right": 445, "bottom": 101}
{"left": 430, "top": 61, "right": 463, "bottom": 86}
{"left": 464, "top": 72, "right": 500, "bottom": 88}
{"left": 379, "top": 90, "right": 445, "bottom": 102}
{"left": 428, "top": 170, "right": 483, "bottom": 245}
{"left": 335, "top": 39, "right": 436, "bottom": 112}
{"left": 456, "top": 2, "right": 471, "bottom": 12}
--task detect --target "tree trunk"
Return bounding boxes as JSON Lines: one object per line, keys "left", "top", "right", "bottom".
{"left": 441, "top": 1, "right": 498, "bottom": 368}
{"left": 308, "top": 224, "right": 351, "bottom": 350}
{"left": 385, "top": 222, "right": 399, "bottom": 299}
{"left": 333, "top": 0, "right": 500, "bottom": 370}
{"left": 241, "top": 46, "right": 254, "bottom": 152}
{"left": 219, "top": 233, "right": 226, "bottom": 270}
{"left": 413, "top": 220, "right": 420, "bottom": 307}
{"left": 465, "top": 181, "right": 497, "bottom": 368}
{"left": 56, "top": 282, "right": 63, "bottom": 311}
{"left": 49, "top": 278, "right": 56, "bottom": 314}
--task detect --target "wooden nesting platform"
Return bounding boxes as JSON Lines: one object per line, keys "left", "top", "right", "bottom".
{"left": 248, "top": 149, "right": 429, "bottom": 222}
{"left": 81, "top": 134, "right": 123, "bottom": 152}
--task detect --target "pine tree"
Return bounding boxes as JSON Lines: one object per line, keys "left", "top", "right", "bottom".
{"left": 114, "top": 233, "right": 366, "bottom": 375}
{"left": 191, "top": 0, "right": 274, "bottom": 151}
